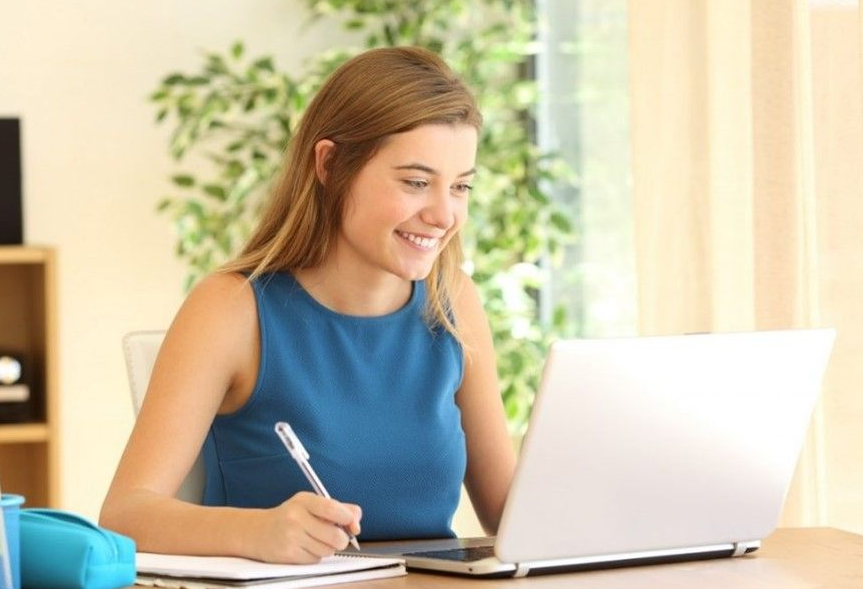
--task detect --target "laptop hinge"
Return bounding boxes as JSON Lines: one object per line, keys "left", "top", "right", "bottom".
{"left": 514, "top": 563, "right": 530, "bottom": 578}
{"left": 731, "top": 542, "right": 748, "bottom": 557}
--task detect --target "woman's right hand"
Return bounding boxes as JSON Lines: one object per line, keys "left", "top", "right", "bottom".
{"left": 249, "top": 492, "right": 362, "bottom": 563}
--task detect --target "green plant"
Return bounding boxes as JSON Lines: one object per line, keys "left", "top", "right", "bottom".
{"left": 150, "top": 0, "right": 575, "bottom": 431}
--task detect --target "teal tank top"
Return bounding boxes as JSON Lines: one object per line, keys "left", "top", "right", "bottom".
{"left": 201, "top": 272, "right": 467, "bottom": 539}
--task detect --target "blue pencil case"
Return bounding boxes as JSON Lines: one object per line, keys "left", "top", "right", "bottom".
{"left": 19, "top": 508, "right": 136, "bottom": 589}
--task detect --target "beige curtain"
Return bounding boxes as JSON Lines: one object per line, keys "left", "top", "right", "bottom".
{"left": 812, "top": 2, "right": 863, "bottom": 532}
{"left": 629, "top": 0, "right": 863, "bottom": 530}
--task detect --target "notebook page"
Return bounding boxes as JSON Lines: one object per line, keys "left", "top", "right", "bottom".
{"left": 136, "top": 552, "right": 403, "bottom": 581}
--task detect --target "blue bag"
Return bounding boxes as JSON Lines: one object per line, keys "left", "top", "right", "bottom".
{"left": 19, "top": 509, "right": 135, "bottom": 589}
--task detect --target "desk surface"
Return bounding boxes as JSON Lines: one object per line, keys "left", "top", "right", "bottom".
{"left": 128, "top": 527, "right": 863, "bottom": 588}
{"left": 353, "top": 528, "right": 863, "bottom": 588}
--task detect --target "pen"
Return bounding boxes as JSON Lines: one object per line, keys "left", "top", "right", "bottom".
{"left": 274, "top": 422, "right": 361, "bottom": 551}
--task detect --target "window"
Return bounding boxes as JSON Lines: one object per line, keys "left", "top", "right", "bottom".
{"left": 537, "top": 0, "right": 636, "bottom": 337}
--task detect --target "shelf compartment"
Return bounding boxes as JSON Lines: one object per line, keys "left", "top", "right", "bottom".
{"left": 0, "top": 441, "right": 49, "bottom": 506}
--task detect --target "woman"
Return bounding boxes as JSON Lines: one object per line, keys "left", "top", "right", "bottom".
{"left": 100, "top": 46, "right": 516, "bottom": 564}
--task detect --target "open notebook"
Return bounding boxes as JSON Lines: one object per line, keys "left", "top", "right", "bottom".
{"left": 135, "top": 552, "right": 406, "bottom": 589}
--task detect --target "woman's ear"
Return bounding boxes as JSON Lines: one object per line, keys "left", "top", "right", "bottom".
{"left": 314, "top": 139, "right": 336, "bottom": 184}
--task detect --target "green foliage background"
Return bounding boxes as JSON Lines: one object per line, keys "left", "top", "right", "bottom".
{"left": 151, "top": 0, "right": 575, "bottom": 431}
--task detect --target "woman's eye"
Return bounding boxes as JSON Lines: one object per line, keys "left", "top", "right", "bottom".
{"left": 452, "top": 183, "right": 474, "bottom": 195}
{"left": 403, "top": 179, "right": 428, "bottom": 190}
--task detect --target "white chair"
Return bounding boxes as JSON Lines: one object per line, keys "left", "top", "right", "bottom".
{"left": 122, "top": 330, "right": 206, "bottom": 504}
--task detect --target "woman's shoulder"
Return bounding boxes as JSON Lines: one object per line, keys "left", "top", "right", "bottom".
{"left": 449, "top": 270, "right": 492, "bottom": 355}
{"left": 450, "top": 270, "right": 482, "bottom": 316}
{"left": 189, "top": 270, "right": 254, "bottom": 302}
{"left": 176, "top": 271, "right": 257, "bottom": 330}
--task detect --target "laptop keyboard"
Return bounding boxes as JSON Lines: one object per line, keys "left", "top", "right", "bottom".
{"left": 405, "top": 545, "right": 497, "bottom": 562}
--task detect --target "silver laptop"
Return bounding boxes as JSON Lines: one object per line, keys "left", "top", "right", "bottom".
{"left": 355, "top": 329, "right": 836, "bottom": 577}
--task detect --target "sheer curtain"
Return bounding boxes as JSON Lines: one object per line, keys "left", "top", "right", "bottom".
{"left": 628, "top": 0, "right": 863, "bottom": 530}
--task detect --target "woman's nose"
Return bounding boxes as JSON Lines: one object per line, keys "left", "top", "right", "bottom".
{"left": 421, "top": 189, "right": 455, "bottom": 229}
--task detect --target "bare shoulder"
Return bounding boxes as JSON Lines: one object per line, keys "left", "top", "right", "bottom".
{"left": 184, "top": 271, "right": 255, "bottom": 311}
{"left": 173, "top": 272, "right": 257, "bottom": 333}
{"left": 449, "top": 271, "right": 492, "bottom": 354}
{"left": 160, "top": 272, "right": 258, "bottom": 378}
{"left": 450, "top": 270, "right": 483, "bottom": 315}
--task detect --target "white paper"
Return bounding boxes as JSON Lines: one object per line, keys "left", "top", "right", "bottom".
{"left": 136, "top": 552, "right": 403, "bottom": 581}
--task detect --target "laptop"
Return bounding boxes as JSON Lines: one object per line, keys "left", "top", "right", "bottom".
{"left": 355, "top": 329, "right": 836, "bottom": 577}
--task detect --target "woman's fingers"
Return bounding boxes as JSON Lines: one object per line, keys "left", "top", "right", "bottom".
{"left": 301, "top": 493, "right": 359, "bottom": 527}
{"left": 260, "top": 492, "right": 363, "bottom": 562}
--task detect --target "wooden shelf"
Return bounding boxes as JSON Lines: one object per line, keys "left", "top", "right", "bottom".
{"left": 0, "top": 245, "right": 49, "bottom": 264}
{"left": 0, "top": 245, "right": 58, "bottom": 507}
{"left": 0, "top": 423, "right": 49, "bottom": 443}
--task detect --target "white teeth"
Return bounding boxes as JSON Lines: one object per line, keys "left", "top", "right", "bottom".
{"left": 398, "top": 231, "right": 439, "bottom": 249}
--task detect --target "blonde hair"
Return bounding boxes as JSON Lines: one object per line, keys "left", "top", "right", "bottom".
{"left": 222, "top": 47, "right": 482, "bottom": 342}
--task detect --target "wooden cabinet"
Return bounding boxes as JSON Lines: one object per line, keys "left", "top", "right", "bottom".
{"left": 0, "top": 246, "right": 58, "bottom": 506}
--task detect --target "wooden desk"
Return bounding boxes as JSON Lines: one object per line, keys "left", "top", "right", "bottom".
{"left": 128, "top": 528, "right": 862, "bottom": 588}
{"left": 352, "top": 528, "right": 863, "bottom": 588}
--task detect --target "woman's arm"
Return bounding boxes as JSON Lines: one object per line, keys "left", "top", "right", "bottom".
{"left": 99, "top": 273, "right": 360, "bottom": 563}
{"left": 452, "top": 274, "right": 517, "bottom": 535}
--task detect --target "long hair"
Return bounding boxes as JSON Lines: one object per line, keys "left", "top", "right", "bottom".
{"left": 221, "top": 47, "right": 482, "bottom": 342}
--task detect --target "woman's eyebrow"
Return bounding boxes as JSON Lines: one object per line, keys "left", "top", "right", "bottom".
{"left": 393, "top": 163, "right": 477, "bottom": 177}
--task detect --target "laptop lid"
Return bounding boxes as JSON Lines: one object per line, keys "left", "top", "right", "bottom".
{"left": 495, "top": 328, "right": 836, "bottom": 563}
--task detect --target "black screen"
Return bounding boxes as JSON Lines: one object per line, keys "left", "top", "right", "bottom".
{"left": 0, "top": 118, "right": 23, "bottom": 244}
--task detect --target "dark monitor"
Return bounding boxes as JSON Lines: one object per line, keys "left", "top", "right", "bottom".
{"left": 0, "top": 118, "right": 23, "bottom": 244}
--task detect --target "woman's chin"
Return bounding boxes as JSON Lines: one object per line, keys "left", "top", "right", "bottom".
{"left": 393, "top": 264, "right": 434, "bottom": 282}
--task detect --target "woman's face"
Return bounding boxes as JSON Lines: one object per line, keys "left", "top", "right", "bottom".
{"left": 335, "top": 123, "right": 478, "bottom": 282}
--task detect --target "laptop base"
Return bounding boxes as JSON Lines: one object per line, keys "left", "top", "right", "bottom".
{"left": 357, "top": 539, "right": 760, "bottom": 577}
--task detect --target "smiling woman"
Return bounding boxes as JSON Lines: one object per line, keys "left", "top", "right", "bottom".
{"left": 100, "top": 47, "right": 516, "bottom": 564}
{"left": 303, "top": 124, "right": 477, "bottom": 307}
{"left": 223, "top": 47, "right": 485, "bottom": 342}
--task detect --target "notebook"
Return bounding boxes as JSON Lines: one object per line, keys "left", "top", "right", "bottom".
{"left": 135, "top": 552, "right": 405, "bottom": 589}
{"left": 355, "top": 329, "right": 836, "bottom": 577}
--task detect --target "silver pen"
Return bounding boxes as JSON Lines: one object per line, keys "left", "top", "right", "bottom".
{"left": 274, "top": 422, "right": 361, "bottom": 551}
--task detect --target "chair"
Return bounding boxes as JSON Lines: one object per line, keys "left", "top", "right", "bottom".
{"left": 122, "top": 330, "right": 206, "bottom": 504}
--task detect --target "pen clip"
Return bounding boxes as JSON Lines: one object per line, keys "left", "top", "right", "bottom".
{"left": 275, "top": 422, "right": 310, "bottom": 461}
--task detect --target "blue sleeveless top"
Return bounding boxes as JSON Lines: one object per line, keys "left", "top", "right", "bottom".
{"left": 201, "top": 272, "right": 467, "bottom": 540}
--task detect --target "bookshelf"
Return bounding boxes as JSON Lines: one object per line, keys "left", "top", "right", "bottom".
{"left": 0, "top": 245, "right": 58, "bottom": 506}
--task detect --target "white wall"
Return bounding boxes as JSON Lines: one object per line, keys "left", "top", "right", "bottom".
{"left": 0, "top": 0, "right": 345, "bottom": 520}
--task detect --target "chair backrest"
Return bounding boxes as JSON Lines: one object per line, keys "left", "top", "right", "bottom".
{"left": 122, "top": 330, "right": 206, "bottom": 504}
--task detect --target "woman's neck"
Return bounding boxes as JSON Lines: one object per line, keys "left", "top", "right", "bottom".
{"left": 293, "top": 263, "right": 413, "bottom": 317}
